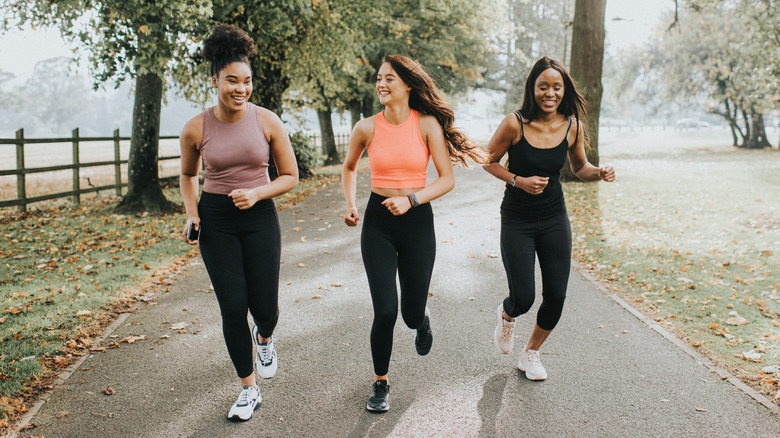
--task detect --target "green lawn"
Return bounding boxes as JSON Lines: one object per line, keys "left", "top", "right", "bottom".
{"left": 565, "top": 126, "right": 780, "bottom": 402}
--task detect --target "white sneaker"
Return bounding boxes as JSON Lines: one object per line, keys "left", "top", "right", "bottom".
{"left": 227, "top": 385, "right": 261, "bottom": 421}
{"left": 494, "top": 304, "right": 515, "bottom": 354}
{"left": 518, "top": 348, "right": 547, "bottom": 380}
{"left": 253, "top": 325, "right": 278, "bottom": 379}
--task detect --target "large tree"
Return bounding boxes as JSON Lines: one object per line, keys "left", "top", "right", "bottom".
{"left": 2, "top": 0, "right": 214, "bottom": 212}
{"left": 561, "top": 0, "right": 606, "bottom": 180}
{"left": 640, "top": 4, "right": 777, "bottom": 148}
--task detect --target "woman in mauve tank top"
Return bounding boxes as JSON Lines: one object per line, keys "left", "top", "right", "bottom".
{"left": 484, "top": 56, "right": 615, "bottom": 381}
{"left": 341, "top": 54, "right": 487, "bottom": 413}
{"left": 178, "top": 24, "right": 298, "bottom": 421}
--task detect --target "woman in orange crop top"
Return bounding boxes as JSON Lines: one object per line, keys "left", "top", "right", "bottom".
{"left": 342, "top": 54, "right": 486, "bottom": 413}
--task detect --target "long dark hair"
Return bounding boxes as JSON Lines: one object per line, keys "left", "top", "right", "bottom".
{"left": 203, "top": 24, "right": 256, "bottom": 77}
{"left": 383, "top": 55, "right": 487, "bottom": 166}
{"left": 518, "top": 56, "right": 588, "bottom": 144}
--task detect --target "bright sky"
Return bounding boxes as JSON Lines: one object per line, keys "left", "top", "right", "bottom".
{"left": 0, "top": 1, "right": 673, "bottom": 84}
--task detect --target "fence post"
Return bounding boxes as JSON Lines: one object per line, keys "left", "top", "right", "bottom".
{"left": 72, "top": 128, "right": 80, "bottom": 205}
{"left": 15, "top": 129, "right": 26, "bottom": 212}
{"left": 114, "top": 129, "right": 122, "bottom": 196}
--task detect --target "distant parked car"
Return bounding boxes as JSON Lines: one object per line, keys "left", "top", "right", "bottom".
{"left": 676, "top": 118, "right": 712, "bottom": 129}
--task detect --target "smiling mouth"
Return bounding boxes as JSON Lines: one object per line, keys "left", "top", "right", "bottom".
{"left": 232, "top": 95, "right": 246, "bottom": 103}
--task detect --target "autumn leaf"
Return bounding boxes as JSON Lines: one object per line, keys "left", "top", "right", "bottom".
{"left": 102, "top": 386, "right": 116, "bottom": 395}
{"left": 120, "top": 335, "right": 146, "bottom": 344}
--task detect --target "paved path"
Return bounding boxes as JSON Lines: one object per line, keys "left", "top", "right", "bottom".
{"left": 16, "top": 166, "right": 780, "bottom": 437}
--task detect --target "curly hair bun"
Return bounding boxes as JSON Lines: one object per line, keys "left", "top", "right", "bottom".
{"left": 203, "top": 24, "right": 256, "bottom": 75}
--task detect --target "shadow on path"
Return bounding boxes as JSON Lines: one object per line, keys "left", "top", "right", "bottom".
{"left": 477, "top": 374, "right": 508, "bottom": 438}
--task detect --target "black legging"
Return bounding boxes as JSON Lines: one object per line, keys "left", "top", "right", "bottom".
{"left": 198, "top": 192, "right": 281, "bottom": 379}
{"left": 500, "top": 212, "right": 571, "bottom": 331}
{"left": 361, "top": 193, "right": 436, "bottom": 376}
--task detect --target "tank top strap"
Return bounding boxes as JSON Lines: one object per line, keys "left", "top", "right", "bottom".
{"left": 514, "top": 111, "right": 524, "bottom": 139}
{"left": 565, "top": 116, "right": 572, "bottom": 144}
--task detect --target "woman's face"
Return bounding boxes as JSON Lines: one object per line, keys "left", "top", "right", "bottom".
{"left": 376, "top": 62, "right": 411, "bottom": 105}
{"left": 212, "top": 61, "right": 253, "bottom": 112}
{"left": 534, "top": 67, "right": 565, "bottom": 114}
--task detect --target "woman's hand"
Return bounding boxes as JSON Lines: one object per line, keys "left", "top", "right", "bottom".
{"left": 183, "top": 217, "right": 200, "bottom": 245}
{"left": 519, "top": 176, "right": 549, "bottom": 195}
{"left": 598, "top": 166, "right": 616, "bottom": 182}
{"left": 228, "top": 188, "right": 260, "bottom": 210}
{"left": 382, "top": 196, "right": 412, "bottom": 216}
{"left": 344, "top": 207, "right": 360, "bottom": 227}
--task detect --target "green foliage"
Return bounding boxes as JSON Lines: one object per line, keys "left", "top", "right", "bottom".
{"left": 289, "top": 131, "right": 321, "bottom": 178}
{"left": 1, "top": 0, "right": 214, "bottom": 90}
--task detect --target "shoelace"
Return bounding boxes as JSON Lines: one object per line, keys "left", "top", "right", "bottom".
{"left": 258, "top": 343, "right": 274, "bottom": 365}
{"left": 372, "top": 382, "right": 389, "bottom": 398}
{"left": 501, "top": 319, "right": 514, "bottom": 338}
{"left": 237, "top": 387, "right": 256, "bottom": 406}
{"left": 526, "top": 351, "right": 541, "bottom": 365}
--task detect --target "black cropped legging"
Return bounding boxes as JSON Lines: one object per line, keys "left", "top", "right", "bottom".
{"left": 500, "top": 212, "right": 572, "bottom": 331}
{"left": 361, "top": 193, "right": 436, "bottom": 376}
{"left": 198, "top": 192, "right": 281, "bottom": 379}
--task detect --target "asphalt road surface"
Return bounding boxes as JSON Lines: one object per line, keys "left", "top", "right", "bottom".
{"left": 16, "top": 166, "right": 780, "bottom": 437}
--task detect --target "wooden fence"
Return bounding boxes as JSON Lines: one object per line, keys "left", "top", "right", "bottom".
{"left": 0, "top": 129, "right": 350, "bottom": 212}
{"left": 0, "top": 129, "right": 179, "bottom": 212}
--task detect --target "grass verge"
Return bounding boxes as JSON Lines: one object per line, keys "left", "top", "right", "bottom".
{"left": 564, "top": 127, "right": 780, "bottom": 405}
{"left": 0, "top": 163, "right": 343, "bottom": 429}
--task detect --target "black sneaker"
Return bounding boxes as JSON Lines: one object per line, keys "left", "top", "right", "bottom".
{"left": 415, "top": 307, "right": 433, "bottom": 356}
{"left": 366, "top": 380, "right": 390, "bottom": 412}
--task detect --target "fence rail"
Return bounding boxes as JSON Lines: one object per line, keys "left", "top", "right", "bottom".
{"left": 0, "top": 129, "right": 350, "bottom": 212}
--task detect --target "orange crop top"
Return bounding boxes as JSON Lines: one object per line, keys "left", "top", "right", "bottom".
{"left": 368, "top": 109, "right": 430, "bottom": 189}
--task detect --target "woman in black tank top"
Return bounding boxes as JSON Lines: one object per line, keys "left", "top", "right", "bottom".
{"left": 483, "top": 56, "right": 615, "bottom": 381}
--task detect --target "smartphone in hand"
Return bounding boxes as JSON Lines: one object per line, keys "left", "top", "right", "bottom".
{"left": 187, "top": 222, "right": 200, "bottom": 241}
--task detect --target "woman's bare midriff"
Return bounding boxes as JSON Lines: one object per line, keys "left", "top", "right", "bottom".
{"left": 371, "top": 187, "right": 425, "bottom": 197}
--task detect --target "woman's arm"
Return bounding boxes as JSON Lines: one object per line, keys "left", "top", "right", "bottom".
{"left": 179, "top": 115, "right": 204, "bottom": 243}
{"left": 483, "top": 114, "right": 549, "bottom": 195}
{"left": 342, "top": 118, "right": 371, "bottom": 226}
{"left": 567, "top": 119, "right": 615, "bottom": 182}
{"left": 228, "top": 108, "right": 299, "bottom": 209}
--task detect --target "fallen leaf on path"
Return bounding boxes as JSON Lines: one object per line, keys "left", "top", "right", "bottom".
{"left": 102, "top": 386, "right": 115, "bottom": 395}
{"left": 170, "top": 322, "right": 188, "bottom": 330}
{"left": 695, "top": 408, "right": 708, "bottom": 412}
{"left": 56, "top": 411, "right": 69, "bottom": 419}
{"left": 313, "top": 294, "right": 321, "bottom": 299}
{"left": 119, "top": 335, "right": 146, "bottom": 344}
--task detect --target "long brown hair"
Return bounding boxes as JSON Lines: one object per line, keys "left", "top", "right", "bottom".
{"left": 518, "top": 56, "right": 589, "bottom": 146}
{"left": 383, "top": 55, "right": 487, "bottom": 166}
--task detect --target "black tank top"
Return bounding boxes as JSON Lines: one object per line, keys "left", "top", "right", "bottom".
{"left": 500, "top": 112, "right": 575, "bottom": 219}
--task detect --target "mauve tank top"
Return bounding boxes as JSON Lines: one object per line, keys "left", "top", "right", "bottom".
{"left": 198, "top": 102, "right": 271, "bottom": 195}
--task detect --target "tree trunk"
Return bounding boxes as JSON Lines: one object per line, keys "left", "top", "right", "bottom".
{"left": 362, "top": 94, "right": 376, "bottom": 120}
{"left": 721, "top": 99, "right": 739, "bottom": 146}
{"left": 116, "top": 72, "right": 175, "bottom": 213}
{"left": 561, "top": 0, "right": 606, "bottom": 182}
{"left": 748, "top": 112, "right": 771, "bottom": 148}
{"left": 739, "top": 109, "right": 752, "bottom": 148}
{"left": 349, "top": 100, "right": 362, "bottom": 128}
{"left": 318, "top": 108, "right": 340, "bottom": 164}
